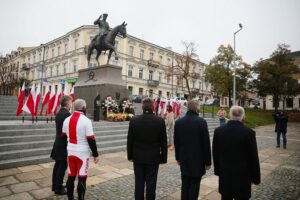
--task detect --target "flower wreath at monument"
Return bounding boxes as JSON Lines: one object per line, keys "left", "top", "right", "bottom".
{"left": 101, "top": 96, "right": 135, "bottom": 121}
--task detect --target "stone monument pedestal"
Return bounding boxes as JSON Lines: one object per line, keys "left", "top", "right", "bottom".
{"left": 74, "top": 64, "right": 127, "bottom": 120}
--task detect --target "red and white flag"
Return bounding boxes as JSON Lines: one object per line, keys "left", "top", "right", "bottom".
{"left": 70, "top": 86, "right": 74, "bottom": 102}
{"left": 16, "top": 82, "right": 25, "bottom": 116}
{"left": 47, "top": 84, "right": 56, "bottom": 116}
{"left": 40, "top": 83, "right": 50, "bottom": 116}
{"left": 153, "top": 98, "right": 158, "bottom": 115}
{"left": 176, "top": 101, "right": 181, "bottom": 117}
{"left": 163, "top": 100, "right": 170, "bottom": 116}
{"left": 34, "top": 83, "right": 41, "bottom": 116}
{"left": 158, "top": 100, "right": 164, "bottom": 116}
{"left": 22, "top": 83, "right": 36, "bottom": 118}
{"left": 52, "top": 84, "right": 62, "bottom": 115}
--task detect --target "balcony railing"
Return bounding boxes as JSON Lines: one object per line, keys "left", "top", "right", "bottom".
{"left": 147, "top": 80, "right": 159, "bottom": 87}
{"left": 190, "top": 72, "right": 200, "bottom": 79}
{"left": 147, "top": 60, "right": 160, "bottom": 68}
{"left": 21, "top": 63, "right": 30, "bottom": 71}
{"left": 191, "top": 88, "right": 200, "bottom": 94}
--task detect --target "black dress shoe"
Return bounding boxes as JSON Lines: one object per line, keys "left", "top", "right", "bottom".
{"left": 55, "top": 188, "right": 67, "bottom": 195}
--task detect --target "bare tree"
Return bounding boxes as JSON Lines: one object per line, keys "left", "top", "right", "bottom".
{"left": 165, "top": 41, "right": 199, "bottom": 100}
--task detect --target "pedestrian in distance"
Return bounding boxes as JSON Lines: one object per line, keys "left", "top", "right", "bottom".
{"left": 174, "top": 100, "right": 211, "bottom": 200}
{"left": 51, "top": 95, "right": 72, "bottom": 195}
{"left": 213, "top": 106, "right": 261, "bottom": 200}
{"left": 63, "top": 99, "right": 99, "bottom": 200}
{"left": 274, "top": 111, "right": 288, "bottom": 149}
{"left": 165, "top": 105, "right": 175, "bottom": 150}
{"left": 217, "top": 106, "right": 227, "bottom": 126}
{"left": 127, "top": 98, "right": 168, "bottom": 200}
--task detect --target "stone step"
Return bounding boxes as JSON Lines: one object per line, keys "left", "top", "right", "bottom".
{"left": 0, "top": 134, "right": 127, "bottom": 160}
{"left": 0, "top": 130, "right": 127, "bottom": 144}
{"left": 0, "top": 145, "right": 126, "bottom": 169}
{"left": 0, "top": 133, "right": 127, "bottom": 151}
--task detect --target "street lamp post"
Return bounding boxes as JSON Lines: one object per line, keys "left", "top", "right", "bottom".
{"left": 233, "top": 23, "right": 243, "bottom": 106}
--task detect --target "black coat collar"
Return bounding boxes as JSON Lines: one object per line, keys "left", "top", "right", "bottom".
{"left": 186, "top": 110, "right": 199, "bottom": 116}
{"left": 227, "top": 120, "right": 243, "bottom": 125}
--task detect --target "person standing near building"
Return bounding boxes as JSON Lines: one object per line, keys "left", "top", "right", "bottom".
{"left": 127, "top": 98, "right": 168, "bottom": 200}
{"left": 63, "top": 99, "right": 99, "bottom": 200}
{"left": 217, "top": 106, "right": 227, "bottom": 126}
{"left": 213, "top": 106, "right": 260, "bottom": 200}
{"left": 165, "top": 105, "right": 175, "bottom": 150}
{"left": 174, "top": 100, "right": 211, "bottom": 200}
{"left": 51, "top": 95, "right": 72, "bottom": 195}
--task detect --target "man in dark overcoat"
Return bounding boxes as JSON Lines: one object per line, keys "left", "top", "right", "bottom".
{"left": 213, "top": 106, "right": 261, "bottom": 200}
{"left": 51, "top": 95, "right": 72, "bottom": 195}
{"left": 174, "top": 100, "right": 211, "bottom": 200}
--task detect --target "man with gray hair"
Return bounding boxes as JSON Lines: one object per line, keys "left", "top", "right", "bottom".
{"left": 174, "top": 100, "right": 211, "bottom": 200}
{"left": 62, "top": 99, "right": 99, "bottom": 200}
{"left": 213, "top": 106, "right": 260, "bottom": 200}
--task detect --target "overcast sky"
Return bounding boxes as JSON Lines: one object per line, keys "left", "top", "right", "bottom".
{"left": 0, "top": 0, "right": 299, "bottom": 65}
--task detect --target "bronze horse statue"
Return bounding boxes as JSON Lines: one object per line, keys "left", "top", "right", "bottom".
{"left": 87, "top": 22, "right": 127, "bottom": 66}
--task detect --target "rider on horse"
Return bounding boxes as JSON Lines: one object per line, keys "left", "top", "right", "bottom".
{"left": 93, "top": 13, "right": 110, "bottom": 43}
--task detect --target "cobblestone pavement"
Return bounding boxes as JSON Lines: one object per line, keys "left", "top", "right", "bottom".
{"left": 0, "top": 123, "right": 299, "bottom": 200}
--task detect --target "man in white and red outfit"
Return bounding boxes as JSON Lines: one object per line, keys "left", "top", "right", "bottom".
{"left": 62, "top": 99, "right": 99, "bottom": 200}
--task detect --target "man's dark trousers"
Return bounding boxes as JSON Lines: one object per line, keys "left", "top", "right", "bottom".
{"left": 181, "top": 175, "right": 202, "bottom": 200}
{"left": 221, "top": 195, "right": 249, "bottom": 200}
{"left": 52, "top": 160, "right": 68, "bottom": 191}
{"left": 134, "top": 163, "right": 159, "bottom": 200}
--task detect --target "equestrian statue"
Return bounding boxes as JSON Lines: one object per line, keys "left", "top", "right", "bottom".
{"left": 87, "top": 13, "right": 127, "bottom": 66}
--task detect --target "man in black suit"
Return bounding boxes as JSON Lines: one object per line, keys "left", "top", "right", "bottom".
{"left": 174, "top": 100, "right": 211, "bottom": 200}
{"left": 51, "top": 95, "right": 72, "bottom": 195}
{"left": 127, "top": 98, "right": 168, "bottom": 200}
{"left": 213, "top": 106, "right": 261, "bottom": 200}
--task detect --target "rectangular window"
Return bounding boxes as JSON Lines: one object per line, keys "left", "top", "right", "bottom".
{"left": 159, "top": 55, "right": 163, "bottom": 64}
{"left": 167, "top": 91, "right": 170, "bottom": 98}
{"left": 74, "top": 39, "right": 78, "bottom": 50}
{"left": 73, "top": 61, "right": 77, "bottom": 72}
{"left": 64, "top": 43, "right": 68, "bottom": 54}
{"left": 139, "top": 68, "right": 143, "bottom": 79}
{"left": 52, "top": 49, "right": 54, "bottom": 58}
{"left": 115, "top": 41, "right": 119, "bottom": 50}
{"left": 149, "top": 89, "right": 153, "bottom": 98}
{"left": 167, "top": 58, "right": 171, "bottom": 66}
{"left": 149, "top": 52, "right": 154, "bottom": 60}
{"left": 56, "top": 65, "right": 59, "bottom": 76}
{"left": 159, "top": 72, "right": 162, "bottom": 82}
{"left": 286, "top": 98, "right": 293, "bottom": 108}
{"left": 158, "top": 90, "right": 162, "bottom": 97}
{"left": 129, "top": 46, "right": 134, "bottom": 56}
{"left": 139, "top": 88, "right": 143, "bottom": 96}
{"left": 39, "top": 53, "right": 41, "bottom": 62}
{"left": 128, "top": 65, "right": 133, "bottom": 77}
{"left": 128, "top": 86, "right": 133, "bottom": 97}
{"left": 149, "top": 70, "right": 153, "bottom": 80}
{"left": 57, "top": 46, "right": 60, "bottom": 56}
{"left": 140, "top": 49, "right": 144, "bottom": 59}
{"left": 33, "top": 55, "right": 36, "bottom": 63}
{"left": 63, "top": 63, "right": 67, "bottom": 74}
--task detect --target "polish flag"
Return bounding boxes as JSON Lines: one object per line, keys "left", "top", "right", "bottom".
{"left": 153, "top": 98, "right": 158, "bottom": 115}
{"left": 176, "top": 101, "right": 181, "bottom": 117}
{"left": 52, "top": 84, "right": 62, "bottom": 115}
{"left": 34, "top": 83, "right": 41, "bottom": 116}
{"left": 70, "top": 86, "right": 74, "bottom": 102}
{"left": 16, "top": 82, "right": 25, "bottom": 116}
{"left": 22, "top": 83, "right": 36, "bottom": 118}
{"left": 47, "top": 84, "right": 56, "bottom": 115}
{"left": 172, "top": 101, "right": 177, "bottom": 113}
{"left": 158, "top": 100, "right": 164, "bottom": 116}
{"left": 163, "top": 100, "right": 170, "bottom": 116}
{"left": 40, "top": 84, "right": 50, "bottom": 116}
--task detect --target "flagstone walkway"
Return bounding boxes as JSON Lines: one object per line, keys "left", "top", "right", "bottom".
{"left": 0, "top": 123, "right": 299, "bottom": 200}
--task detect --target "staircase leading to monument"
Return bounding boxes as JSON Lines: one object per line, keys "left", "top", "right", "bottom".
{"left": 0, "top": 96, "right": 219, "bottom": 169}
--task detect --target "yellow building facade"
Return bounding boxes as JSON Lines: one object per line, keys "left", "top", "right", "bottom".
{"left": 18, "top": 25, "right": 212, "bottom": 101}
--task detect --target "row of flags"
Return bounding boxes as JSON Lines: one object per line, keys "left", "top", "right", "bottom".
{"left": 16, "top": 82, "right": 74, "bottom": 117}
{"left": 153, "top": 98, "right": 181, "bottom": 118}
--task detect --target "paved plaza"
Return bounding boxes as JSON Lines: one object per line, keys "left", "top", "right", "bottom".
{"left": 0, "top": 123, "right": 299, "bottom": 200}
